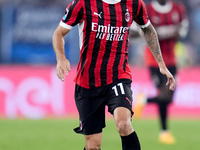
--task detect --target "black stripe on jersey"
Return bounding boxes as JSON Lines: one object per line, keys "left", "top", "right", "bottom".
{"left": 132, "top": 0, "right": 139, "bottom": 20}
{"left": 112, "top": 47, "right": 122, "bottom": 81}
{"left": 100, "top": 4, "right": 116, "bottom": 86}
{"left": 81, "top": 0, "right": 92, "bottom": 75}
{"left": 89, "top": 0, "right": 104, "bottom": 87}
{"left": 137, "top": 3, "right": 145, "bottom": 25}
{"left": 71, "top": 7, "right": 84, "bottom": 26}
{"left": 112, "top": 1, "right": 128, "bottom": 81}
{"left": 122, "top": 1, "right": 129, "bottom": 72}
{"left": 123, "top": 40, "right": 128, "bottom": 71}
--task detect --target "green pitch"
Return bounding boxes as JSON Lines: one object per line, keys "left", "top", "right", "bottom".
{"left": 0, "top": 118, "right": 199, "bottom": 150}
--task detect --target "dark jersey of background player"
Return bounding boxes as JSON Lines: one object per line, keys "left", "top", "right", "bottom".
{"left": 60, "top": 0, "right": 149, "bottom": 89}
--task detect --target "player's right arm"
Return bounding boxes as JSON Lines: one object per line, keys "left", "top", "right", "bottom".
{"left": 52, "top": 0, "right": 84, "bottom": 81}
{"left": 52, "top": 25, "right": 71, "bottom": 82}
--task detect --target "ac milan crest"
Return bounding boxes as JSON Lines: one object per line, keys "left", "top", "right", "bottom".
{"left": 79, "top": 120, "right": 83, "bottom": 130}
{"left": 125, "top": 10, "right": 130, "bottom": 22}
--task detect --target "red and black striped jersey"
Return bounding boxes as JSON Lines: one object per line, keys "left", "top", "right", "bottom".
{"left": 145, "top": 1, "right": 187, "bottom": 67}
{"left": 60, "top": 0, "right": 149, "bottom": 88}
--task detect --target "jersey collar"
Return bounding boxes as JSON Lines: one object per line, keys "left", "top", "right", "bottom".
{"left": 102, "top": 0, "right": 121, "bottom": 4}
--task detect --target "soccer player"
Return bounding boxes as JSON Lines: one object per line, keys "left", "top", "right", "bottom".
{"left": 52, "top": 0, "right": 176, "bottom": 149}
{"left": 133, "top": 0, "right": 188, "bottom": 145}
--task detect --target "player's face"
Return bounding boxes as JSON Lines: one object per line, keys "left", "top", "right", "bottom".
{"left": 157, "top": 0, "right": 168, "bottom": 5}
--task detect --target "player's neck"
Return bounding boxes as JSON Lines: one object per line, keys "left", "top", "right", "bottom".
{"left": 157, "top": 0, "right": 167, "bottom": 6}
{"left": 152, "top": 0, "right": 172, "bottom": 13}
{"left": 158, "top": 2, "right": 166, "bottom": 6}
{"left": 102, "top": 0, "right": 121, "bottom": 4}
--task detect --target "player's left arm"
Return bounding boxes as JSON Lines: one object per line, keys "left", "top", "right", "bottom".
{"left": 141, "top": 23, "right": 175, "bottom": 91}
{"left": 133, "top": 0, "right": 175, "bottom": 90}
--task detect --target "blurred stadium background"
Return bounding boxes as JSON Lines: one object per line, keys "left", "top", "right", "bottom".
{"left": 0, "top": 0, "right": 200, "bottom": 150}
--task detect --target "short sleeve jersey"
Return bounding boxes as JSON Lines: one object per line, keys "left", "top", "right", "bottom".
{"left": 60, "top": 0, "right": 149, "bottom": 88}
{"left": 145, "top": 1, "right": 187, "bottom": 67}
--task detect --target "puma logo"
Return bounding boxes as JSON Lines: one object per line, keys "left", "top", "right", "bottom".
{"left": 94, "top": 12, "right": 102, "bottom": 19}
{"left": 126, "top": 97, "right": 132, "bottom": 105}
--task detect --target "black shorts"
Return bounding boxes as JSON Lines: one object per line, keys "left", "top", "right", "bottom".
{"left": 74, "top": 79, "right": 133, "bottom": 135}
{"left": 149, "top": 66, "right": 177, "bottom": 88}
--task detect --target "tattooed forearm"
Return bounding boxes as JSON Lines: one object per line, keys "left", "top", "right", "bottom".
{"left": 141, "top": 24, "right": 163, "bottom": 64}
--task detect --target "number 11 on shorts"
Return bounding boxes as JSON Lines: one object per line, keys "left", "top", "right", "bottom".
{"left": 112, "top": 83, "right": 125, "bottom": 96}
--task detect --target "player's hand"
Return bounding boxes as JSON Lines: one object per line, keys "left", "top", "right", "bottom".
{"left": 56, "top": 56, "right": 71, "bottom": 81}
{"left": 159, "top": 67, "right": 176, "bottom": 91}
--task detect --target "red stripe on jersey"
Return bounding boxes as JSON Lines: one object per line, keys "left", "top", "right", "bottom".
{"left": 136, "top": 0, "right": 142, "bottom": 16}
{"left": 127, "top": 0, "right": 133, "bottom": 27}
{"left": 95, "top": 2, "right": 110, "bottom": 86}
{"left": 101, "top": 3, "right": 116, "bottom": 86}
{"left": 123, "top": 0, "right": 133, "bottom": 79}
{"left": 134, "top": 0, "right": 149, "bottom": 26}
{"left": 118, "top": 42, "right": 127, "bottom": 77}
{"left": 74, "top": 0, "right": 90, "bottom": 88}
{"left": 66, "top": 1, "right": 73, "bottom": 9}
{"left": 73, "top": 1, "right": 86, "bottom": 88}
{"left": 62, "top": 0, "right": 83, "bottom": 25}
{"left": 93, "top": 1, "right": 103, "bottom": 87}
{"left": 82, "top": 0, "right": 97, "bottom": 88}
{"left": 136, "top": 0, "right": 141, "bottom": 16}
{"left": 134, "top": 0, "right": 141, "bottom": 24}
{"left": 105, "top": 3, "right": 122, "bottom": 85}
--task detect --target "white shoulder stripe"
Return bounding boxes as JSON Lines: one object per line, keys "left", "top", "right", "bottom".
{"left": 59, "top": 21, "right": 73, "bottom": 30}
{"left": 139, "top": 20, "right": 151, "bottom": 28}
{"left": 102, "top": 0, "right": 121, "bottom": 4}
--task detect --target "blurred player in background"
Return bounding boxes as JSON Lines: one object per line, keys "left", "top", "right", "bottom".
{"left": 52, "top": 0, "right": 176, "bottom": 149}
{"left": 132, "top": 0, "right": 188, "bottom": 145}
